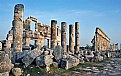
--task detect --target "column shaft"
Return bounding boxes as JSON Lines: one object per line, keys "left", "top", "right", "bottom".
{"left": 61, "top": 22, "right": 66, "bottom": 52}
{"left": 69, "top": 25, "right": 74, "bottom": 54}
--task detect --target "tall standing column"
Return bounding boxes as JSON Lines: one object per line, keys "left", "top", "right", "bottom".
{"left": 13, "top": 4, "right": 24, "bottom": 52}
{"left": 61, "top": 22, "right": 66, "bottom": 52}
{"left": 75, "top": 22, "right": 80, "bottom": 53}
{"left": 69, "top": 25, "right": 74, "bottom": 54}
{"left": 51, "top": 20, "right": 57, "bottom": 48}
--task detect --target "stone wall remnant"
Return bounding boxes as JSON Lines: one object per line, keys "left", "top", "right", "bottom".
{"left": 91, "top": 27, "right": 110, "bottom": 51}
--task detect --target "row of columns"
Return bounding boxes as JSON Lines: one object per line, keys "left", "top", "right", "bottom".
{"left": 51, "top": 20, "right": 80, "bottom": 54}
{"left": 95, "top": 28, "right": 110, "bottom": 51}
{"left": 13, "top": 4, "right": 80, "bottom": 53}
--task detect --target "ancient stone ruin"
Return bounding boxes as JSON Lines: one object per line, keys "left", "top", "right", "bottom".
{"left": 0, "top": 4, "right": 120, "bottom": 76}
{"left": 91, "top": 27, "right": 110, "bottom": 51}
{"left": 0, "top": 4, "right": 81, "bottom": 75}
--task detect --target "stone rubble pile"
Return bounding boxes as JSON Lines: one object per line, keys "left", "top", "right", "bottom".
{"left": 0, "top": 51, "right": 13, "bottom": 76}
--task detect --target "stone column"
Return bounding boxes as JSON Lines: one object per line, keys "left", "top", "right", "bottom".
{"left": 69, "top": 25, "right": 74, "bottom": 54}
{"left": 75, "top": 22, "right": 80, "bottom": 53}
{"left": 51, "top": 20, "right": 57, "bottom": 48}
{"left": 61, "top": 22, "right": 66, "bottom": 52}
{"left": 13, "top": 4, "right": 24, "bottom": 52}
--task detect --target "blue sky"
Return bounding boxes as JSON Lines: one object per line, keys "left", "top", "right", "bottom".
{"left": 0, "top": 0, "right": 121, "bottom": 46}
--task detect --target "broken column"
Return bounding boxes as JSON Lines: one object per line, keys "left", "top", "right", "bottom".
{"left": 69, "top": 25, "right": 74, "bottom": 54}
{"left": 51, "top": 20, "right": 57, "bottom": 48}
{"left": 75, "top": 22, "right": 80, "bottom": 53}
{"left": 13, "top": 4, "right": 24, "bottom": 52}
{"left": 61, "top": 22, "right": 67, "bottom": 52}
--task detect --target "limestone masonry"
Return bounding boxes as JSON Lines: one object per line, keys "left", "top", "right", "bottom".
{"left": 0, "top": 4, "right": 120, "bottom": 76}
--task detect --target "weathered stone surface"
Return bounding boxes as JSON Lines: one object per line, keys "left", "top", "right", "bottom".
{"left": 75, "top": 22, "right": 80, "bottom": 53}
{"left": 0, "top": 72, "right": 9, "bottom": 76}
{"left": 91, "top": 27, "right": 110, "bottom": 51}
{"left": 36, "top": 55, "right": 54, "bottom": 67}
{"left": 61, "top": 22, "right": 67, "bottom": 52}
{"left": 6, "top": 29, "right": 13, "bottom": 49}
{"left": 69, "top": 25, "right": 74, "bottom": 54}
{"left": 54, "top": 44, "right": 63, "bottom": 60}
{"left": 12, "top": 68, "right": 22, "bottom": 76}
{"left": 61, "top": 55, "right": 79, "bottom": 70}
{"left": 44, "top": 55, "right": 53, "bottom": 66}
{"left": 22, "top": 48, "right": 41, "bottom": 67}
{"left": 0, "top": 51, "right": 13, "bottom": 73}
{"left": 51, "top": 20, "right": 57, "bottom": 48}
{"left": 13, "top": 4, "right": 24, "bottom": 52}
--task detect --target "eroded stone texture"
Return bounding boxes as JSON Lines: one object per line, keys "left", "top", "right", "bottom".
{"left": 6, "top": 29, "right": 13, "bottom": 49}
{"left": 56, "top": 26, "right": 61, "bottom": 46}
{"left": 35, "top": 32, "right": 44, "bottom": 47}
{"left": 22, "top": 48, "right": 41, "bottom": 67}
{"left": 0, "top": 51, "right": 13, "bottom": 74}
{"left": 12, "top": 68, "right": 22, "bottom": 76}
{"left": 91, "top": 27, "right": 110, "bottom": 51}
{"left": 13, "top": 4, "right": 24, "bottom": 52}
{"left": 75, "top": 22, "right": 80, "bottom": 53}
{"left": 23, "top": 19, "right": 31, "bottom": 30}
{"left": 51, "top": 20, "right": 57, "bottom": 48}
{"left": 61, "top": 22, "right": 66, "bottom": 52}
{"left": 54, "top": 44, "right": 63, "bottom": 60}
{"left": 0, "top": 72, "right": 9, "bottom": 76}
{"left": 61, "top": 55, "right": 79, "bottom": 70}
{"left": 69, "top": 25, "right": 74, "bottom": 54}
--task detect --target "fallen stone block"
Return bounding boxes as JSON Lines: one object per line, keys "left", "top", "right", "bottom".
{"left": 12, "top": 68, "right": 22, "bottom": 76}
{"left": 54, "top": 45, "right": 63, "bottom": 60}
{"left": 60, "top": 55, "right": 79, "bottom": 70}
{"left": 0, "top": 72, "right": 9, "bottom": 76}
{"left": 36, "top": 55, "right": 54, "bottom": 67}
{"left": 22, "top": 48, "right": 41, "bottom": 67}
{"left": 0, "top": 51, "right": 13, "bottom": 73}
